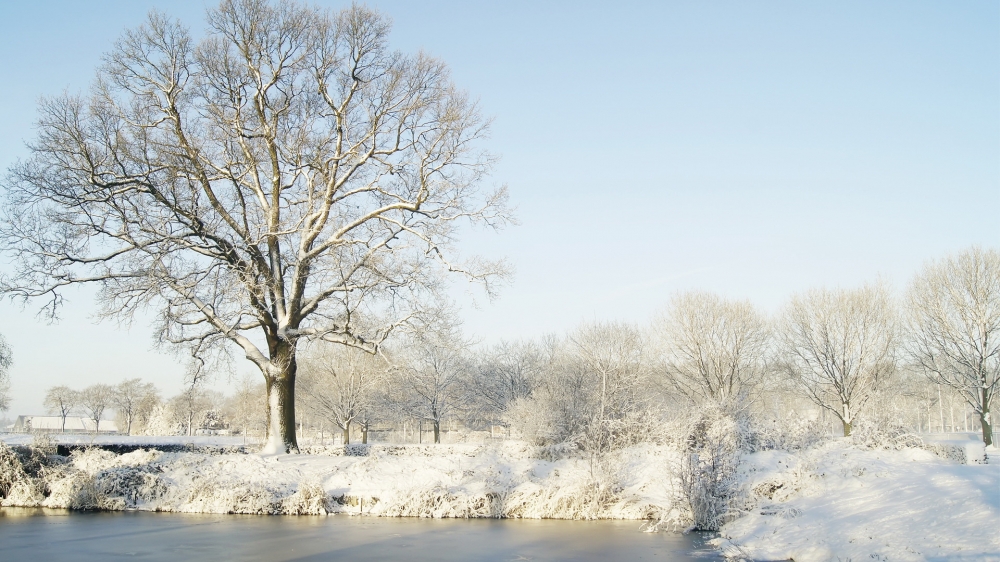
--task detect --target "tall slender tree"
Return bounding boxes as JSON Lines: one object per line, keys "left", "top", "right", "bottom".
{"left": 0, "top": 334, "right": 10, "bottom": 413}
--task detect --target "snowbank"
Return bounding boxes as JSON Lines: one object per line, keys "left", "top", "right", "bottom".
{"left": 715, "top": 440, "right": 1000, "bottom": 561}
{"left": 0, "top": 441, "right": 684, "bottom": 520}
{"left": 2, "top": 435, "right": 997, "bottom": 560}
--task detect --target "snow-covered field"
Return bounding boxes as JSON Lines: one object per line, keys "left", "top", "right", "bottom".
{"left": 717, "top": 441, "right": 1000, "bottom": 561}
{"left": 1, "top": 434, "right": 997, "bottom": 560}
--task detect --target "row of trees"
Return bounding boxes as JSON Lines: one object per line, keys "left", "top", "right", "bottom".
{"left": 40, "top": 378, "right": 267, "bottom": 439}
{"left": 292, "top": 247, "right": 999, "bottom": 447}
{"left": 44, "top": 380, "right": 158, "bottom": 434}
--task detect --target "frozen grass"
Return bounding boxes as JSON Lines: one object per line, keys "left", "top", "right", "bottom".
{"left": 0, "top": 440, "right": 684, "bottom": 519}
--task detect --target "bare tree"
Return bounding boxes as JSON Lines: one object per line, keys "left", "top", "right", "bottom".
{"left": 113, "top": 379, "right": 160, "bottom": 435}
{"left": 653, "top": 291, "right": 771, "bottom": 410}
{"left": 397, "top": 324, "right": 470, "bottom": 444}
{"left": 79, "top": 384, "right": 115, "bottom": 433}
{"left": 224, "top": 375, "right": 267, "bottom": 443}
{"left": 298, "top": 343, "right": 386, "bottom": 444}
{"left": 907, "top": 247, "right": 1000, "bottom": 446}
{"left": 571, "top": 321, "right": 649, "bottom": 424}
{"left": 0, "top": 334, "right": 11, "bottom": 412}
{"left": 171, "top": 384, "right": 216, "bottom": 436}
{"left": 0, "top": 1, "right": 509, "bottom": 454}
{"left": 43, "top": 385, "right": 79, "bottom": 432}
{"left": 781, "top": 283, "right": 897, "bottom": 436}
{"left": 466, "top": 340, "right": 542, "bottom": 429}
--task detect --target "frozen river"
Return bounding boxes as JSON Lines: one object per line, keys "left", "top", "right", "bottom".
{"left": 0, "top": 508, "right": 720, "bottom": 561}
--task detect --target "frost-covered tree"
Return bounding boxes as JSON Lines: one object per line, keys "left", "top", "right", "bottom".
{"left": 112, "top": 379, "right": 160, "bottom": 435}
{"left": 509, "top": 323, "right": 651, "bottom": 448}
{"left": 465, "top": 340, "right": 542, "bottom": 428}
{"left": 396, "top": 323, "right": 470, "bottom": 444}
{"left": 223, "top": 375, "right": 267, "bottom": 443}
{"left": 0, "top": 334, "right": 11, "bottom": 412}
{"left": 781, "top": 283, "right": 897, "bottom": 436}
{"left": 572, "top": 322, "right": 649, "bottom": 423}
{"left": 907, "top": 247, "right": 1000, "bottom": 446}
{"left": 43, "top": 385, "right": 78, "bottom": 432}
{"left": 79, "top": 384, "right": 115, "bottom": 433}
{"left": 653, "top": 291, "right": 771, "bottom": 410}
{"left": 0, "top": 0, "right": 509, "bottom": 454}
{"left": 171, "top": 385, "right": 217, "bottom": 436}
{"left": 298, "top": 343, "right": 386, "bottom": 444}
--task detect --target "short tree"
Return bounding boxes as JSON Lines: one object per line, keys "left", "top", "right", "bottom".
{"left": 224, "top": 375, "right": 267, "bottom": 443}
{"left": 171, "top": 385, "right": 216, "bottom": 436}
{"left": 397, "top": 324, "right": 470, "bottom": 444}
{"left": 79, "top": 384, "right": 115, "bottom": 433}
{"left": 0, "top": 0, "right": 508, "bottom": 454}
{"left": 466, "top": 340, "right": 542, "bottom": 429}
{"left": 43, "top": 385, "right": 78, "bottom": 432}
{"left": 653, "top": 291, "right": 771, "bottom": 410}
{"left": 781, "top": 283, "right": 897, "bottom": 436}
{"left": 112, "top": 379, "right": 160, "bottom": 435}
{"left": 907, "top": 247, "right": 1000, "bottom": 446}
{"left": 298, "top": 343, "right": 386, "bottom": 444}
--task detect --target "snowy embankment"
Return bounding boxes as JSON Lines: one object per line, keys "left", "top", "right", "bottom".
{"left": 0, "top": 440, "right": 681, "bottom": 520}
{"left": 1, "top": 434, "right": 998, "bottom": 560}
{"left": 716, "top": 440, "right": 1000, "bottom": 562}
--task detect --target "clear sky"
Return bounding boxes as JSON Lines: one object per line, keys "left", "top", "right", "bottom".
{"left": 1, "top": 1, "right": 997, "bottom": 415}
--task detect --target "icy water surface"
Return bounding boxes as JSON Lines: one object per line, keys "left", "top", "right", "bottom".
{"left": 0, "top": 508, "right": 720, "bottom": 561}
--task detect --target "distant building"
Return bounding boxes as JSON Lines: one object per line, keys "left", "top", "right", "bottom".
{"left": 10, "top": 415, "right": 119, "bottom": 434}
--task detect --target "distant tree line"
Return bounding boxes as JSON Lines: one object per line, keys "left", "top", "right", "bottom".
{"left": 288, "top": 246, "right": 999, "bottom": 448}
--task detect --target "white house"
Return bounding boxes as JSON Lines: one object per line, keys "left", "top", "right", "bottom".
{"left": 10, "top": 415, "right": 119, "bottom": 434}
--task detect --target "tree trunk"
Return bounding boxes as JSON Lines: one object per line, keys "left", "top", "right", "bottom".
{"left": 262, "top": 341, "right": 299, "bottom": 454}
{"left": 343, "top": 420, "right": 351, "bottom": 445}
{"left": 981, "top": 388, "right": 993, "bottom": 446}
{"left": 433, "top": 419, "right": 440, "bottom": 444}
{"left": 362, "top": 422, "right": 369, "bottom": 444}
{"left": 841, "top": 402, "right": 852, "bottom": 437}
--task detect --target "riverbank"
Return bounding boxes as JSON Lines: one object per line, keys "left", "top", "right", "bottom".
{"left": 0, "top": 440, "right": 681, "bottom": 520}
{"left": 1, "top": 435, "right": 997, "bottom": 560}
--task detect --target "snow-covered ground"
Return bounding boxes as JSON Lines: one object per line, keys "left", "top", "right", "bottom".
{"left": 716, "top": 440, "right": 1000, "bottom": 561}
{"left": 2, "top": 433, "right": 997, "bottom": 560}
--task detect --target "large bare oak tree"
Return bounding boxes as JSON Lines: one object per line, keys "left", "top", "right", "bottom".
{"left": 0, "top": 0, "right": 508, "bottom": 453}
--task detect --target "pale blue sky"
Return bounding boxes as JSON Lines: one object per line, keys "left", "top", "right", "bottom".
{"left": 1, "top": 1, "right": 997, "bottom": 415}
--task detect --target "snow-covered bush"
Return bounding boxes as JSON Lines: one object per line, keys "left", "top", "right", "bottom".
{"left": 740, "top": 413, "right": 827, "bottom": 453}
{"left": 850, "top": 416, "right": 922, "bottom": 451}
{"left": 0, "top": 441, "right": 27, "bottom": 499}
{"left": 142, "top": 403, "right": 183, "bottom": 435}
{"left": 672, "top": 407, "right": 743, "bottom": 531}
